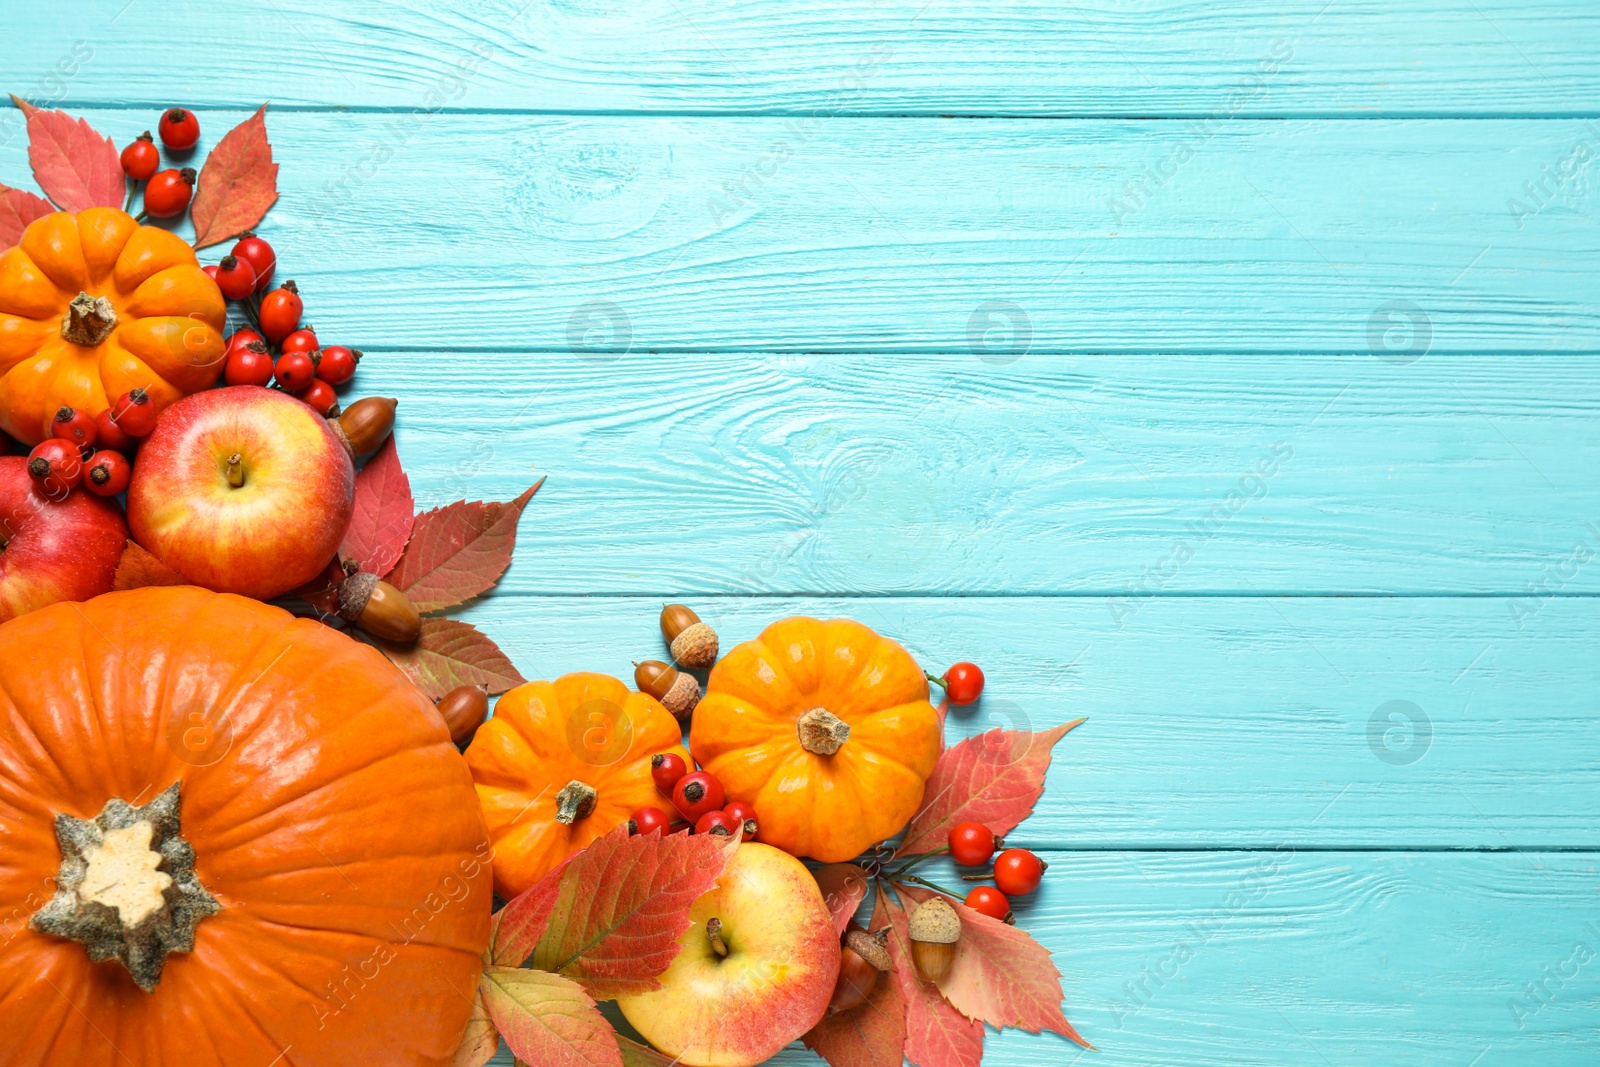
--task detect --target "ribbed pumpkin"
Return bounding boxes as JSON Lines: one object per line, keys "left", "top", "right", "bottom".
{"left": 0, "top": 587, "right": 492, "bottom": 1067}
{"left": 691, "top": 617, "right": 942, "bottom": 862}
{"left": 0, "top": 208, "right": 227, "bottom": 445}
{"left": 465, "top": 672, "right": 691, "bottom": 899}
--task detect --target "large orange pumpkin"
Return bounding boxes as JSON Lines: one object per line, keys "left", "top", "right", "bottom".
{"left": 691, "top": 617, "right": 942, "bottom": 862}
{"left": 0, "top": 208, "right": 227, "bottom": 445}
{"left": 0, "top": 587, "right": 492, "bottom": 1067}
{"left": 465, "top": 672, "right": 691, "bottom": 899}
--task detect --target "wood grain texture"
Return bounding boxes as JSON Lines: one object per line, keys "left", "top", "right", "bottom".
{"left": 7, "top": 111, "right": 1598, "bottom": 354}
{"left": 4, "top": 1, "right": 1600, "bottom": 116}
{"left": 349, "top": 352, "right": 1600, "bottom": 595}
{"left": 448, "top": 594, "right": 1600, "bottom": 848}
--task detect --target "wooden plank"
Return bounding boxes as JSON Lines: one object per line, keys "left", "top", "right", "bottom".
{"left": 351, "top": 352, "right": 1600, "bottom": 595}
{"left": 447, "top": 595, "right": 1600, "bottom": 848}
{"left": 479, "top": 851, "right": 1600, "bottom": 1065}
{"left": 6, "top": 2, "right": 1600, "bottom": 117}
{"left": 6, "top": 112, "right": 1592, "bottom": 354}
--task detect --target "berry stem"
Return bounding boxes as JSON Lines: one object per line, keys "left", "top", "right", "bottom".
{"left": 132, "top": 211, "right": 147, "bottom": 224}
{"left": 960, "top": 871, "right": 995, "bottom": 881}
{"left": 123, "top": 181, "right": 136, "bottom": 214}
{"left": 899, "top": 874, "right": 965, "bottom": 901}
{"left": 884, "top": 845, "right": 949, "bottom": 880}
{"left": 924, "top": 670, "right": 948, "bottom": 690}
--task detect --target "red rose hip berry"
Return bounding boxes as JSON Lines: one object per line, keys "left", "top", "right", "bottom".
{"left": 83, "top": 451, "right": 131, "bottom": 497}
{"left": 651, "top": 752, "right": 689, "bottom": 794}
{"left": 144, "top": 167, "right": 196, "bottom": 218}
{"left": 225, "top": 327, "right": 263, "bottom": 355}
{"left": 694, "top": 810, "right": 739, "bottom": 837}
{"left": 315, "top": 345, "right": 360, "bottom": 386}
{"left": 992, "top": 848, "right": 1046, "bottom": 897}
{"left": 274, "top": 350, "right": 316, "bottom": 391}
{"left": 964, "top": 886, "right": 1013, "bottom": 922}
{"left": 295, "top": 379, "right": 340, "bottom": 417}
{"left": 279, "top": 328, "right": 319, "bottom": 356}
{"left": 110, "top": 388, "right": 158, "bottom": 438}
{"left": 225, "top": 342, "right": 276, "bottom": 387}
{"left": 27, "top": 439, "right": 83, "bottom": 493}
{"left": 120, "top": 132, "right": 158, "bottom": 181}
{"left": 672, "top": 771, "right": 725, "bottom": 822}
{"left": 213, "top": 255, "right": 257, "bottom": 300}
{"left": 50, "top": 406, "right": 97, "bottom": 450}
{"left": 230, "top": 233, "right": 277, "bottom": 292}
{"left": 629, "top": 807, "right": 671, "bottom": 836}
{"left": 948, "top": 821, "right": 997, "bottom": 866}
{"left": 939, "top": 662, "right": 985, "bottom": 705}
{"left": 157, "top": 107, "right": 200, "bottom": 150}
{"left": 258, "top": 281, "right": 303, "bottom": 343}
{"left": 722, "top": 800, "right": 759, "bottom": 840}
{"left": 93, "top": 409, "right": 133, "bottom": 453}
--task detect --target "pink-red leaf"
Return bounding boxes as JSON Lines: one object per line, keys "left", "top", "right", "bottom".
{"left": 373, "top": 617, "right": 526, "bottom": 700}
{"left": 481, "top": 966, "right": 621, "bottom": 1067}
{"left": 529, "top": 822, "right": 739, "bottom": 1000}
{"left": 190, "top": 106, "right": 279, "bottom": 249}
{"left": 342, "top": 436, "right": 415, "bottom": 576}
{"left": 113, "top": 542, "right": 189, "bottom": 591}
{"left": 802, "top": 891, "right": 907, "bottom": 1067}
{"left": 814, "top": 863, "right": 871, "bottom": 935}
{"left": 878, "top": 884, "right": 983, "bottom": 1067}
{"left": 23, "top": 108, "right": 123, "bottom": 212}
{"left": 899, "top": 720, "right": 1084, "bottom": 856}
{"left": 896, "top": 882, "right": 1089, "bottom": 1048}
{"left": 388, "top": 481, "right": 542, "bottom": 613}
{"left": 0, "top": 183, "right": 53, "bottom": 250}
{"left": 8, "top": 94, "right": 40, "bottom": 118}
{"left": 490, "top": 850, "right": 579, "bottom": 968}
{"left": 451, "top": 985, "right": 501, "bottom": 1067}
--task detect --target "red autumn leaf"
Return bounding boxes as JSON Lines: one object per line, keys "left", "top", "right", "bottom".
{"left": 814, "top": 863, "right": 871, "bottom": 935}
{"left": 190, "top": 106, "right": 279, "bottom": 249}
{"left": 878, "top": 884, "right": 984, "bottom": 1067}
{"left": 802, "top": 892, "right": 907, "bottom": 1067}
{"left": 480, "top": 966, "right": 622, "bottom": 1067}
{"left": 529, "top": 822, "right": 738, "bottom": 1000}
{"left": 0, "top": 183, "right": 54, "bottom": 250}
{"left": 490, "top": 850, "right": 579, "bottom": 967}
{"left": 451, "top": 985, "right": 501, "bottom": 1067}
{"left": 8, "top": 94, "right": 40, "bottom": 118}
{"left": 616, "top": 1037, "right": 678, "bottom": 1067}
{"left": 387, "top": 481, "right": 542, "bottom": 613}
{"left": 342, "top": 436, "right": 415, "bottom": 576}
{"left": 372, "top": 617, "right": 526, "bottom": 700}
{"left": 896, "top": 882, "right": 1089, "bottom": 1048}
{"left": 898, "top": 720, "right": 1084, "bottom": 856}
{"left": 21, "top": 107, "right": 123, "bottom": 213}
{"left": 113, "top": 541, "right": 189, "bottom": 591}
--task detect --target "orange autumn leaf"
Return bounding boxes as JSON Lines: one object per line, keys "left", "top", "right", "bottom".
{"left": 113, "top": 542, "right": 189, "bottom": 591}
{"left": 191, "top": 106, "right": 278, "bottom": 249}
{"left": 16, "top": 104, "right": 123, "bottom": 212}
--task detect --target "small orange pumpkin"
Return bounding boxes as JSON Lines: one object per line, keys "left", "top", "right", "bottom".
{"left": 691, "top": 617, "right": 942, "bottom": 862}
{"left": 0, "top": 208, "right": 227, "bottom": 444}
{"left": 465, "top": 672, "right": 691, "bottom": 898}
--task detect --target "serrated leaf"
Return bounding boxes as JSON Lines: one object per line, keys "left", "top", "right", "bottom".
{"left": 373, "top": 618, "right": 526, "bottom": 700}
{"left": 451, "top": 985, "right": 502, "bottom": 1067}
{"left": 898, "top": 720, "right": 1084, "bottom": 856}
{"left": 190, "top": 106, "right": 278, "bottom": 249}
{"left": 342, "top": 436, "right": 415, "bottom": 576}
{"left": 481, "top": 967, "right": 622, "bottom": 1067}
{"left": 0, "top": 183, "right": 53, "bottom": 250}
{"left": 896, "top": 882, "right": 1089, "bottom": 1048}
{"left": 878, "top": 884, "right": 983, "bottom": 1067}
{"left": 113, "top": 542, "right": 189, "bottom": 591}
{"left": 387, "top": 482, "right": 542, "bottom": 613}
{"left": 490, "top": 850, "right": 579, "bottom": 968}
{"left": 802, "top": 892, "right": 907, "bottom": 1067}
{"left": 22, "top": 107, "right": 123, "bottom": 212}
{"left": 530, "top": 822, "right": 738, "bottom": 1000}
{"left": 814, "top": 863, "right": 871, "bottom": 935}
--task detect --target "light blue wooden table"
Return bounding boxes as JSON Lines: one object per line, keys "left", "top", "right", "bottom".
{"left": 6, "top": 2, "right": 1599, "bottom": 1063}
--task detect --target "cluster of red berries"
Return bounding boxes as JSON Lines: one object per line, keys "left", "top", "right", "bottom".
{"left": 118, "top": 108, "right": 202, "bottom": 219}
{"left": 946, "top": 821, "right": 1046, "bottom": 922}
{"left": 25, "top": 392, "right": 159, "bottom": 500}
{"left": 627, "top": 753, "right": 760, "bottom": 841}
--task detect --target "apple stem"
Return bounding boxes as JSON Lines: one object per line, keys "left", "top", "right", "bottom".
{"left": 225, "top": 454, "right": 244, "bottom": 488}
{"left": 705, "top": 917, "right": 729, "bottom": 958}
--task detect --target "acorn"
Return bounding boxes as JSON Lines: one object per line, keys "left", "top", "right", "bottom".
{"left": 337, "top": 570, "right": 421, "bottom": 643}
{"left": 327, "top": 396, "right": 397, "bottom": 459}
{"left": 829, "top": 925, "right": 893, "bottom": 1014}
{"left": 634, "top": 659, "right": 701, "bottom": 720}
{"left": 908, "top": 896, "right": 960, "bottom": 982}
{"left": 437, "top": 684, "right": 489, "bottom": 745}
{"left": 660, "top": 604, "right": 718, "bottom": 668}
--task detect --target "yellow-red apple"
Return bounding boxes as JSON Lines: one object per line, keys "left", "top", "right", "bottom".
{"left": 618, "top": 843, "right": 841, "bottom": 1067}
{"left": 127, "top": 386, "right": 354, "bottom": 601}
{"left": 0, "top": 456, "right": 128, "bottom": 623}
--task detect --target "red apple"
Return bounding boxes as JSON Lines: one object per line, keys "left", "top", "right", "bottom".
{"left": 0, "top": 457, "right": 129, "bottom": 623}
{"left": 126, "top": 386, "right": 354, "bottom": 601}
{"left": 617, "top": 843, "right": 841, "bottom": 1066}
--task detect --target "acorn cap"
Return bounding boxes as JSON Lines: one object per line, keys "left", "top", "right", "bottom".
{"left": 845, "top": 926, "right": 893, "bottom": 972}
{"left": 908, "top": 897, "right": 961, "bottom": 944}
{"left": 336, "top": 571, "right": 379, "bottom": 622}
{"left": 669, "top": 621, "right": 718, "bottom": 668}
{"left": 660, "top": 670, "right": 701, "bottom": 720}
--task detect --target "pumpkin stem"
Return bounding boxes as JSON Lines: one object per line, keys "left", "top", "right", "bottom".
{"left": 555, "top": 780, "right": 598, "bottom": 825}
{"left": 61, "top": 292, "right": 118, "bottom": 347}
{"left": 797, "top": 707, "right": 850, "bottom": 756}
{"left": 29, "top": 782, "right": 220, "bottom": 993}
{"left": 706, "top": 917, "right": 730, "bottom": 958}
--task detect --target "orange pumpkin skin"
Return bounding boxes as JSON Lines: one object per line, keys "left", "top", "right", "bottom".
{"left": 465, "top": 672, "right": 691, "bottom": 899}
{"left": 691, "top": 617, "right": 942, "bottom": 863}
{"left": 0, "top": 209, "right": 227, "bottom": 445}
{"left": 0, "top": 588, "right": 492, "bottom": 1067}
